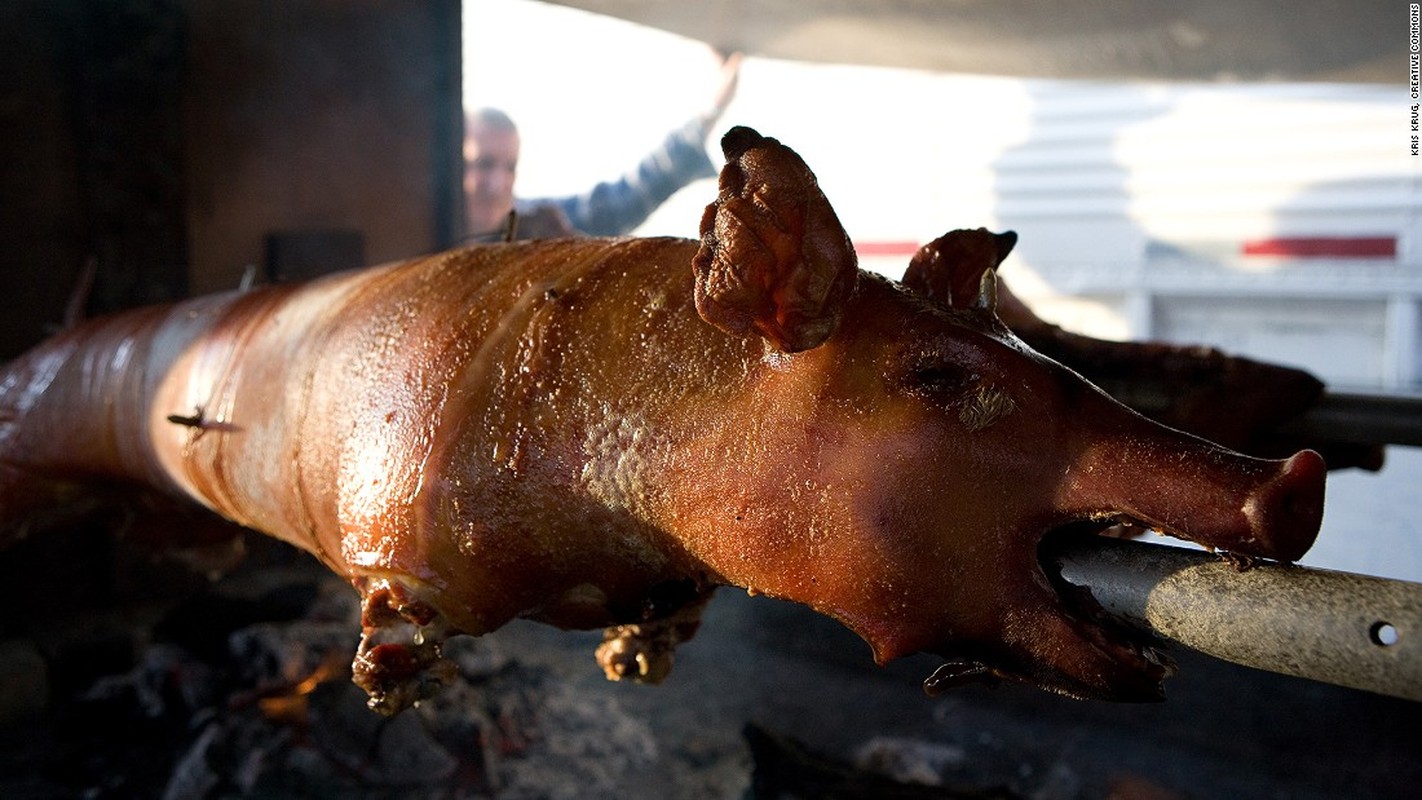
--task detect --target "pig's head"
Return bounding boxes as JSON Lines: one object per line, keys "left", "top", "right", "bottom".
{"left": 691, "top": 127, "right": 1326, "bottom": 701}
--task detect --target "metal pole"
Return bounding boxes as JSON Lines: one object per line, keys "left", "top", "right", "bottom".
{"left": 1281, "top": 391, "right": 1422, "bottom": 448}
{"left": 1055, "top": 537, "right": 1422, "bottom": 701}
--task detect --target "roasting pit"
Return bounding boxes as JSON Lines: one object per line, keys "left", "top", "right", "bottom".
{"left": 1, "top": 521, "right": 1417, "bottom": 799}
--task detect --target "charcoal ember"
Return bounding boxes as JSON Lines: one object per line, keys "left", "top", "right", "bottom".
{"left": 666, "top": 735, "right": 754, "bottom": 800}
{"left": 1033, "top": 760, "right": 1084, "bottom": 800}
{"left": 160, "top": 722, "right": 224, "bottom": 800}
{"left": 363, "top": 707, "right": 460, "bottom": 786}
{"left": 412, "top": 679, "right": 501, "bottom": 793}
{"left": 162, "top": 713, "right": 301, "bottom": 799}
{"left": 848, "top": 726, "right": 1087, "bottom": 799}
{"left": 164, "top": 682, "right": 464, "bottom": 795}
{"left": 443, "top": 633, "right": 513, "bottom": 682}
{"left": 154, "top": 565, "right": 324, "bottom": 661}
{"left": 306, "top": 679, "right": 459, "bottom": 786}
{"left": 746, "top": 724, "right": 1016, "bottom": 800}
{"left": 482, "top": 669, "right": 658, "bottom": 798}
{"left": 853, "top": 735, "right": 970, "bottom": 786}
{"left": 81, "top": 643, "right": 218, "bottom": 720}
{"left": 226, "top": 619, "right": 355, "bottom": 688}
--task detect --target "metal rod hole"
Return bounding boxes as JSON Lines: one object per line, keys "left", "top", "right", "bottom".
{"left": 1369, "top": 621, "right": 1399, "bottom": 647}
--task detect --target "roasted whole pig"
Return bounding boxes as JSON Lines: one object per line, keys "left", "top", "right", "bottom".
{"left": 0, "top": 127, "right": 1325, "bottom": 712}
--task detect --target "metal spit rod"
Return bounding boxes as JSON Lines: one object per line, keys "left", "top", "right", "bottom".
{"left": 1056, "top": 537, "right": 1422, "bottom": 702}
{"left": 1282, "top": 391, "right": 1422, "bottom": 448}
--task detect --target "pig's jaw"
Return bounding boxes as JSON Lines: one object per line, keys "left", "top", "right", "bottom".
{"left": 910, "top": 447, "right": 1326, "bottom": 703}
{"left": 1030, "top": 518, "right": 1180, "bottom": 699}
{"left": 912, "top": 515, "right": 1180, "bottom": 703}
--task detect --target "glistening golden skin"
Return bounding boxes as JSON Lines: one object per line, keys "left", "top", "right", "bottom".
{"left": 0, "top": 127, "right": 1324, "bottom": 713}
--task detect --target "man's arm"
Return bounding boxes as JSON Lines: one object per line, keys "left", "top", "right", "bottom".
{"left": 529, "top": 53, "right": 742, "bottom": 237}
{"left": 534, "top": 118, "right": 718, "bottom": 236}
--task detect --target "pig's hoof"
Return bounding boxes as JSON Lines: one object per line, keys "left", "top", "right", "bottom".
{"left": 596, "top": 623, "right": 676, "bottom": 683}
{"left": 352, "top": 638, "right": 457, "bottom": 715}
{"left": 595, "top": 590, "right": 709, "bottom": 684}
{"left": 351, "top": 576, "right": 458, "bottom": 715}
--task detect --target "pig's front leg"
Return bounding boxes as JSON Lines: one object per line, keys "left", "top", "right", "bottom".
{"left": 596, "top": 593, "right": 712, "bottom": 684}
{"left": 350, "top": 575, "right": 460, "bottom": 715}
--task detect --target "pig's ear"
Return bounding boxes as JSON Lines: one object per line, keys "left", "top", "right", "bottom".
{"left": 692, "top": 126, "right": 859, "bottom": 353}
{"left": 902, "top": 229, "right": 1017, "bottom": 314}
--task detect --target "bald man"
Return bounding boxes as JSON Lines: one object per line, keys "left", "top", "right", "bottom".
{"left": 462, "top": 53, "right": 741, "bottom": 242}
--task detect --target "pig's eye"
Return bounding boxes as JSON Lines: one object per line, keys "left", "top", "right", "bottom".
{"left": 905, "top": 362, "right": 975, "bottom": 396}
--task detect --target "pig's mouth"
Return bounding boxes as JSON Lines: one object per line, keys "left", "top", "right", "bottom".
{"left": 923, "top": 517, "right": 1179, "bottom": 702}
{"left": 919, "top": 446, "right": 1325, "bottom": 702}
{"left": 1039, "top": 519, "right": 1178, "bottom": 696}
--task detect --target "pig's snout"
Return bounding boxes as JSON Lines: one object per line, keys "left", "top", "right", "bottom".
{"left": 1000, "top": 447, "right": 1327, "bottom": 702}
{"left": 1241, "top": 448, "right": 1327, "bottom": 563}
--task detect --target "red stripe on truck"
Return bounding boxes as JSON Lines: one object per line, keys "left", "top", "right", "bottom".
{"left": 854, "top": 241, "right": 922, "bottom": 257}
{"left": 1242, "top": 237, "right": 1396, "bottom": 258}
